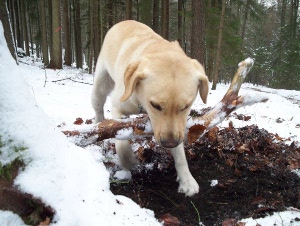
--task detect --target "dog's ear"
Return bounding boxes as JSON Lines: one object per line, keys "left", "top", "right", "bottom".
{"left": 120, "top": 61, "right": 145, "bottom": 102}
{"left": 192, "top": 60, "right": 209, "bottom": 104}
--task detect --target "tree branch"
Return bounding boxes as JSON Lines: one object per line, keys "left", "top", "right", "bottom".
{"left": 62, "top": 58, "right": 268, "bottom": 146}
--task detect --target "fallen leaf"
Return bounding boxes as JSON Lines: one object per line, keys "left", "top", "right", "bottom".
{"left": 222, "top": 218, "right": 238, "bottom": 226}
{"left": 159, "top": 213, "right": 180, "bottom": 226}
{"left": 74, "top": 117, "right": 84, "bottom": 125}
{"left": 38, "top": 217, "right": 51, "bottom": 226}
{"left": 188, "top": 124, "right": 207, "bottom": 144}
{"left": 62, "top": 130, "right": 80, "bottom": 136}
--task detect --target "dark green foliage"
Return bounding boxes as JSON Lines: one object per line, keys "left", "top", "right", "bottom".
{"left": 5, "top": 0, "right": 300, "bottom": 90}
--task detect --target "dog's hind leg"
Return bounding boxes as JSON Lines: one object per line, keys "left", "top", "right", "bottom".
{"left": 171, "top": 143, "right": 199, "bottom": 197}
{"left": 91, "top": 63, "right": 114, "bottom": 123}
{"left": 115, "top": 140, "right": 139, "bottom": 170}
{"left": 111, "top": 107, "right": 139, "bottom": 170}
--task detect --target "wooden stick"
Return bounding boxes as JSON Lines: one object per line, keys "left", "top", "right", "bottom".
{"left": 62, "top": 58, "right": 268, "bottom": 145}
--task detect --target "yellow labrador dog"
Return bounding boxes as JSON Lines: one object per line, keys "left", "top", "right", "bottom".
{"left": 91, "top": 20, "right": 209, "bottom": 196}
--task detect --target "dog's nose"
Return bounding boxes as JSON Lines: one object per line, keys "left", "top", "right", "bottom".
{"left": 160, "top": 139, "right": 179, "bottom": 148}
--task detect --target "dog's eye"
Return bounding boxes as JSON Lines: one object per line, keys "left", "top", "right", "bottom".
{"left": 181, "top": 105, "right": 190, "bottom": 112}
{"left": 150, "top": 101, "right": 163, "bottom": 111}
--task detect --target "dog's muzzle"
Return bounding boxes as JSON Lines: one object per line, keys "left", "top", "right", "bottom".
{"left": 160, "top": 139, "right": 180, "bottom": 148}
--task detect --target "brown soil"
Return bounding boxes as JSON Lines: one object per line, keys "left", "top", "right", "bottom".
{"left": 110, "top": 124, "right": 300, "bottom": 225}
{"left": 1, "top": 122, "right": 299, "bottom": 225}
{"left": 0, "top": 160, "right": 54, "bottom": 225}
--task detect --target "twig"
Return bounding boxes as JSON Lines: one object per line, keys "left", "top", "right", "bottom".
{"left": 191, "top": 201, "right": 203, "bottom": 226}
{"left": 43, "top": 67, "right": 47, "bottom": 87}
{"left": 51, "top": 77, "right": 93, "bottom": 85}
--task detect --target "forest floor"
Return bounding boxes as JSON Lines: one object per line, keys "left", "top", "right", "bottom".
{"left": 1, "top": 55, "right": 300, "bottom": 225}
{"left": 1, "top": 118, "right": 299, "bottom": 225}
{"left": 108, "top": 122, "right": 300, "bottom": 225}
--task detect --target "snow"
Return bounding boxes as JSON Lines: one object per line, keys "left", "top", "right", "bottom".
{"left": 114, "top": 170, "right": 132, "bottom": 180}
{"left": 238, "top": 57, "right": 254, "bottom": 79}
{"left": 240, "top": 208, "right": 300, "bottom": 226}
{"left": 116, "top": 128, "right": 134, "bottom": 140}
{"left": 210, "top": 180, "right": 218, "bottom": 187}
{"left": 0, "top": 20, "right": 299, "bottom": 225}
{"left": 0, "top": 210, "right": 25, "bottom": 226}
{"left": 0, "top": 22, "right": 160, "bottom": 226}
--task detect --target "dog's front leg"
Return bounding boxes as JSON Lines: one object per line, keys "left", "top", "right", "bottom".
{"left": 171, "top": 143, "right": 199, "bottom": 197}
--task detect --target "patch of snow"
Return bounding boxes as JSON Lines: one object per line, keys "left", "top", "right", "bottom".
{"left": 145, "top": 163, "right": 154, "bottom": 171}
{"left": 116, "top": 127, "right": 134, "bottom": 140}
{"left": 0, "top": 210, "right": 26, "bottom": 226}
{"left": 210, "top": 180, "right": 218, "bottom": 187}
{"left": 186, "top": 117, "right": 205, "bottom": 129}
{"left": 114, "top": 170, "right": 132, "bottom": 180}
{"left": 0, "top": 22, "right": 161, "bottom": 226}
{"left": 238, "top": 58, "right": 254, "bottom": 78}
{"left": 240, "top": 208, "right": 300, "bottom": 226}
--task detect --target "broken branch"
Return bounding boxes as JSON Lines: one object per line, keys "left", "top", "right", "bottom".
{"left": 62, "top": 58, "right": 268, "bottom": 145}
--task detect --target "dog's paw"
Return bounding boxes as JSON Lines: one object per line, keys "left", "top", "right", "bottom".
{"left": 177, "top": 176, "right": 199, "bottom": 197}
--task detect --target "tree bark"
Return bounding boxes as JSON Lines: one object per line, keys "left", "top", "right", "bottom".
{"left": 191, "top": 0, "right": 206, "bottom": 66}
{"left": 63, "top": 58, "right": 268, "bottom": 146}
{"left": 177, "top": 0, "right": 183, "bottom": 46}
{"left": 74, "top": 0, "right": 82, "bottom": 69}
{"left": 0, "top": 0, "right": 17, "bottom": 62}
{"left": 15, "top": 0, "right": 23, "bottom": 50}
{"left": 94, "top": 0, "right": 101, "bottom": 69}
{"left": 88, "top": 0, "right": 94, "bottom": 74}
{"left": 48, "top": 0, "right": 62, "bottom": 69}
{"left": 39, "top": 0, "right": 49, "bottom": 66}
{"left": 161, "top": 0, "right": 169, "bottom": 39}
{"left": 140, "top": 0, "right": 152, "bottom": 27}
{"left": 126, "top": 0, "right": 133, "bottom": 20}
{"left": 241, "top": 0, "right": 250, "bottom": 44}
{"left": 62, "top": 0, "right": 71, "bottom": 66}
{"left": 20, "top": 0, "right": 29, "bottom": 56}
{"left": 212, "top": 0, "right": 226, "bottom": 90}
{"left": 107, "top": 0, "right": 114, "bottom": 28}
{"left": 152, "top": 0, "right": 159, "bottom": 33}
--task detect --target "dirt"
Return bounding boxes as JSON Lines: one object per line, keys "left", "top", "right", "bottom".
{"left": 1, "top": 121, "right": 299, "bottom": 225}
{"left": 0, "top": 160, "right": 54, "bottom": 225}
{"left": 110, "top": 124, "right": 300, "bottom": 225}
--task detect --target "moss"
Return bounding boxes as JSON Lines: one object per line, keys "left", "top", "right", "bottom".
{"left": 0, "top": 135, "right": 27, "bottom": 181}
{"left": 0, "top": 158, "right": 24, "bottom": 182}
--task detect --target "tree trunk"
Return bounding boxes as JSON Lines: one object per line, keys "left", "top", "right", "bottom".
{"left": 62, "top": 0, "right": 71, "bottom": 66}
{"left": 212, "top": 0, "right": 226, "bottom": 90}
{"left": 177, "top": 0, "right": 183, "bottom": 46}
{"left": 152, "top": 0, "right": 159, "bottom": 33}
{"left": 241, "top": 0, "right": 250, "bottom": 44}
{"left": 290, "top": 0, "right": 299, "bottom": 39}
{"left": 94, "top": 0, "right": 101, "bottom": 68}
{"left": 73, "top": 0, "right": 82, "bottom": 69}
{"left": 27, "top": 3, "right": 34, "bottom": 56}
{"left": 48, "top": 0, "right": 62, "bottom": 69}
{"left": 161, "top": 0, "right": 169, "bottom": 39}
{"left": 107, "top": 0, "right": 114, "bottom": 28}
{"left": 88, "top": 0, "right": 95, "bottom": 74}
{"left": 15, "top": 0, "right": 23, "bottom": 49}
{"left": 20, "top": 0, "right": 29, "bottom": 56}
{"left": 140, "top": 0, "right": 152, "bottom": 27}
{"left": 126, "top": 0, "right": 133, "bottom": 20}
{"left": 191, "top": 0, "right": 206, "bottom": 66}
{"left": 0, "top": 0, "right": 17, "bottom": 62}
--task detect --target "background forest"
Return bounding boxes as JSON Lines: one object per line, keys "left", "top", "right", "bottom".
{"left": 3, "top": 0, "right": 300, "bottom": 90}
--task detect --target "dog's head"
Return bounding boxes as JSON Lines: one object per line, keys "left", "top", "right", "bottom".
{"left": 120, "top": 55, "right": 209, "bottom": 148}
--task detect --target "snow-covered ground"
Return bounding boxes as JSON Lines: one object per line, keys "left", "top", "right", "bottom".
{"left": 0, "top": 22, "right": 299, "bottom": 225}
